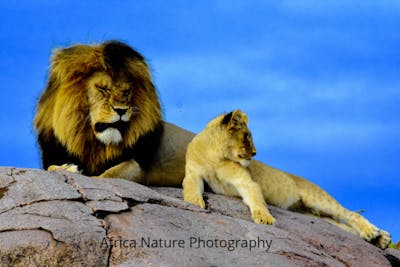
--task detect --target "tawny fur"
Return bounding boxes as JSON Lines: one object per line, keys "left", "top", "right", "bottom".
{"left": 182, "top": 110, "right": 391, "bottom": 249}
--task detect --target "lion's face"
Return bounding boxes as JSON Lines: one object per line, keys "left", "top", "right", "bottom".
{"left": 221, "top": 110, "right": 256, "bottom": 167}
{"left": 87, "top": 72, "right": 137, "bottom": 145}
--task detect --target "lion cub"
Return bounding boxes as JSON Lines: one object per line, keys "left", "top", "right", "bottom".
{"left": 183, "top": 110, "right": 275, "bottom": 225}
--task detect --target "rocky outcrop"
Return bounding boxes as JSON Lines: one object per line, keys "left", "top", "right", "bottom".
{"left": 0, "top": 167, "right": 399, "bottom": 266}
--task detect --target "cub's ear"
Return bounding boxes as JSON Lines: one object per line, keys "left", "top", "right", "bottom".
{"left": 222, "top": 110, "right": 248, "bottom": 130}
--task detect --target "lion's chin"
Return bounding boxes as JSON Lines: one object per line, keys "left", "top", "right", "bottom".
{"left": 95, "top": 128, "right": 123, "bottom": 145}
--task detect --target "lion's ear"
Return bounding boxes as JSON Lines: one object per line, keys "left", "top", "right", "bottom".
{"left": 222, "top": 110, "right": 248, "bottom": 130}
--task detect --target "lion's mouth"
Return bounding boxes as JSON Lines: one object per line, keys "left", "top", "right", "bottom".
{"left": 94, "top": 121, "right": 128, "bottom": 133}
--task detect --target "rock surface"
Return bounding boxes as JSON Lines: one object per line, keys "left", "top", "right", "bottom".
{"left": 0, "top": 167, "right": 399, "bottom": 267}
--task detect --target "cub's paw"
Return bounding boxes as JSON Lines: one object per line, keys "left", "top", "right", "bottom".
{"left": 48, "top": 164, "right": 81, "bottom": 173}
{"left": 251, "top": 209, "right": 276, "bottom": 225}
{"left": 184, "top": 195, "right": 206, "bottom": 209}
{"left": 372, "top": 230, "right": 391, "bottom": 249}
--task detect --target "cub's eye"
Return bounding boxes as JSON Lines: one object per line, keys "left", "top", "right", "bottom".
{"left": 96, "top": 85, "right": 108, "bottom": 93}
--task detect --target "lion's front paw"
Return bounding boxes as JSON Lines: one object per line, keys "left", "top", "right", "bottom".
{"left": 48, "top": 164, "right": 81, "bottom": 173}
{"left": 184, "top": 195, "right": 206, "bottom": 209}
{"left": 251, "top": 209, "right": 276, "bottom": 225}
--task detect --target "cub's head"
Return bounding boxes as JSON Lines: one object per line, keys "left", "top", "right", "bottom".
{"left": 220, "top": 110, "right": 256, "bottom": 167}
{"left": 35, "top": 41, "right": 162, "bottom": 155}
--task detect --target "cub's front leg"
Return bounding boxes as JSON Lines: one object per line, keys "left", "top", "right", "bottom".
{"left": 182, "top": 166, "right": 206, "bottom": 209}
{"left": 216, "top": 162, "right": 276, "bottom": 225}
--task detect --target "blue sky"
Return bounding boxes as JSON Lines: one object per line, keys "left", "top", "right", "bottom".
{"left": 0, "top": 1, "right": 399, "bottom": 242}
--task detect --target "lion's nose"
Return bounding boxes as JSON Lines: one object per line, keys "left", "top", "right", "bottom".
{"left": 252, "top": 150, "right": 256, "bottom": 156}
{"left": 113, "top": 107, "right": 128, "bottom": 116}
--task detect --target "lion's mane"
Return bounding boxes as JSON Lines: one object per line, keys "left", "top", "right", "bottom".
{"left": 34, "top": 41, "right": 163, "bottom": 175}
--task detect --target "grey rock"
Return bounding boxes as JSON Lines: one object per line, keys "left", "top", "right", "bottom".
{"left": 0, "top": 167, "right": 398, "bottom": 267}
{"left": 66, "top": 170, "right": 205, "bottom": 213}
{"left": 86, "top": 200, "right": 129, "bottom": 213}
{"left": 0, "top": 200, "right": 108, "bottom": 266}
{"left": 0, "top": 168, "right": 81, "bottom": 214}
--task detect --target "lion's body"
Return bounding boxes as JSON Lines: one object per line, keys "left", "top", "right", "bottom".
{"left": 182, "top": 110, "right": 391, "bottom": 249}
{"left": 34, "top": 41, "right": 162, "bottom": 181}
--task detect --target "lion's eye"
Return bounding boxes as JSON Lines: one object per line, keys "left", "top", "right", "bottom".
{"left": 123, "top": 90, "right": 131, "bottom": 97}
{"left": 96, "top": 85, "right": 108, "bottom": 93}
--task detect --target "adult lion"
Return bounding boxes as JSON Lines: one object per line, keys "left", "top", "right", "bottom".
{"left": 34, "top": 41, "right": 163, "bottom": 182}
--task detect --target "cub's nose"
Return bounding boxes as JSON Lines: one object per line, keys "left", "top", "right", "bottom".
{"left": 113, "top": 107, "right": 128, "bottom": 116}
{"left": 252, "top": 150, "right": 257, "bottom": 156}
